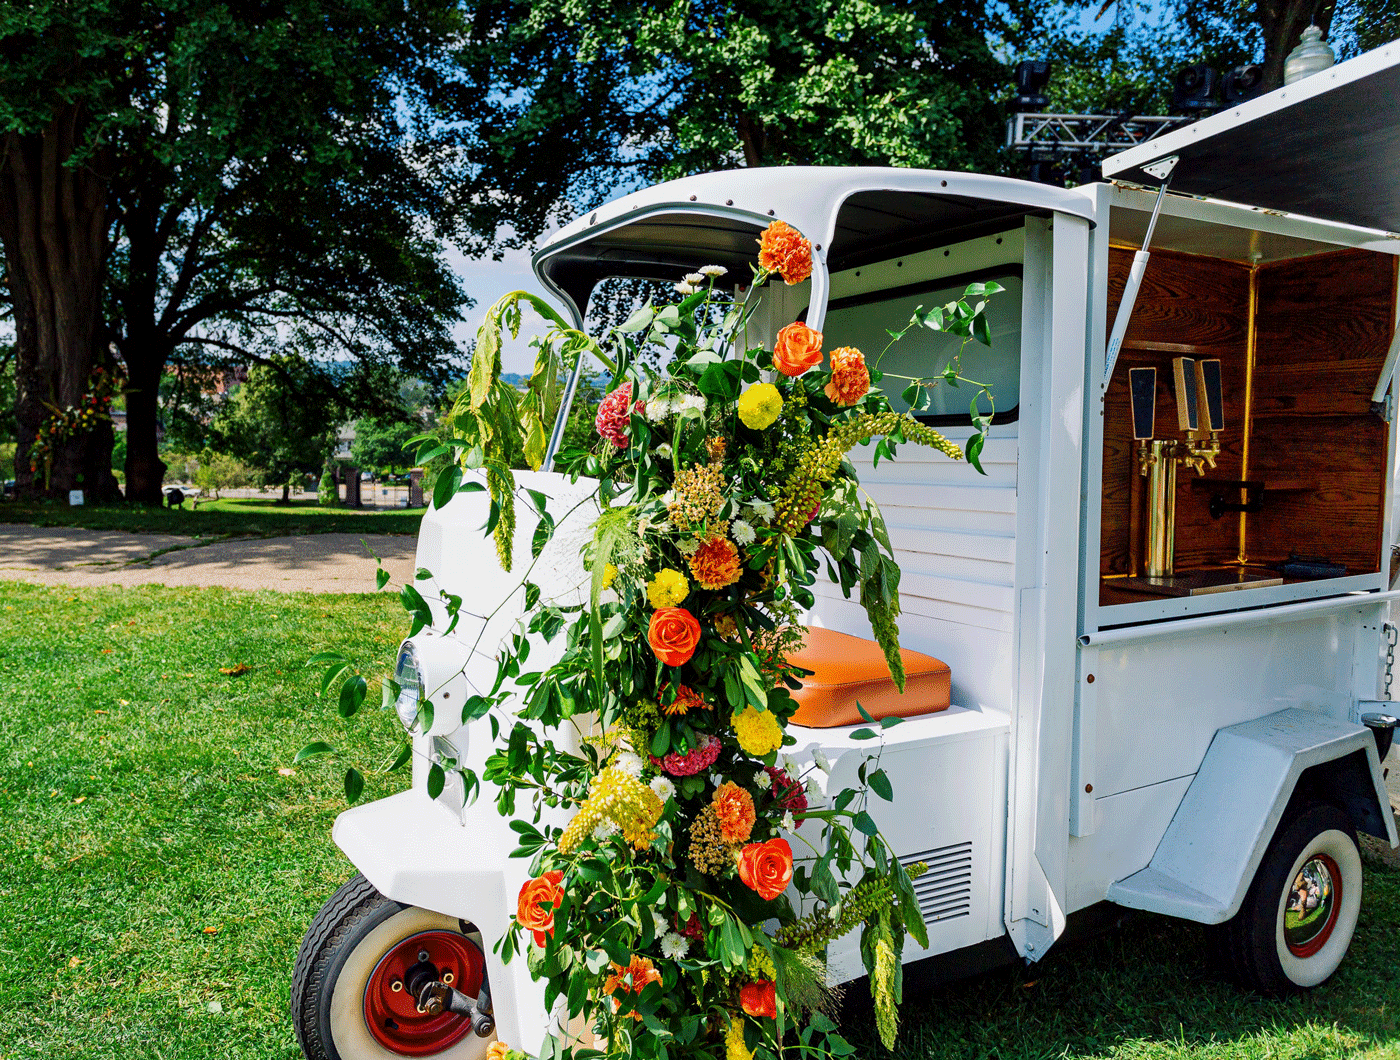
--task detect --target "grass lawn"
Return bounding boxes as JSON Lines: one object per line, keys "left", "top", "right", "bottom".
{"left": 0, "top": 496, "right": 423, "bottom": 537}
{"left": 4, "top": 582, "right": 1400, "bottom": 1059}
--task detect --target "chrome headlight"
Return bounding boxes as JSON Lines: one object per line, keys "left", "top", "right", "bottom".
{"left": 393, "top": 640, "right": 423, "bottom": 730}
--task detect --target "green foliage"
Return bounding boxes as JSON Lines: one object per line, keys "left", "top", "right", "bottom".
{"left": 209, "top": 358, "right": 342, "bottom": 495}
{"left": 316, "top": 469, "right": 339, "bottom": 509}
{"left": 350, "top": 417, "right": 421, "bottom": 476}
{"left": 188, "top": 448, "right": 254, "bottom": 500}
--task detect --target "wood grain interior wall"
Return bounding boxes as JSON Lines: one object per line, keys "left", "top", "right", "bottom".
{"left": 1246, "top": 248, "right": 1395, "bottom": 574}
{"left": 1100, "top": 248, "right": 1251, "bottom": 576}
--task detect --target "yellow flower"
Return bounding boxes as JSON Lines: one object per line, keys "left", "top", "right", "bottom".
{"left": 725, "top": 1015, "right": 753, "bottom": 1060}
{"left": 559, "top": 767, "right": 665, "bottom": 852}
{"left": 732, "top": 704, "right": 784, "bottom": 757}
{"left": 646, "top": 568, "right": 689, "bottom": 608}
{"left": 737, "top": 384, "right": 782, "bottom": 430}
{"left": 600, "top": 563, "right": 619, "bottom": 590}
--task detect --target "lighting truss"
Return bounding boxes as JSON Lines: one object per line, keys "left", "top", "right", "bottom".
{"left": 1006, "top": 113, "right": 1192, "bottom": 154}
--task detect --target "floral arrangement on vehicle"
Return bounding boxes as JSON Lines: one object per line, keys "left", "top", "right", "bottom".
{"left": 304, "top": 219, "right": 1004, "bottom": 1060}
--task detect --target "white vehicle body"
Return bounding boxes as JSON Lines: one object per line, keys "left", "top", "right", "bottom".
{"left": 330, "top": 41, "right": 1400, "bottom": 1056}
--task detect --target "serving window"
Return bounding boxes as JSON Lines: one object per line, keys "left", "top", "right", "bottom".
{"left": 1098, "top": 243, "right": 1396, "bottom": 608}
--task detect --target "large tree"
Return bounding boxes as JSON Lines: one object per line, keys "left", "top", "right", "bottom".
{"left": 449, "top": 0, "right": 1028, "bottom": 254}
{"left": 0, "top": 1, "right": 469, "bottom": 503}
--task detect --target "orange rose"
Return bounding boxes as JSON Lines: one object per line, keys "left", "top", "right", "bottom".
{"left": 516, "top": 870, "right": 564, "bottom": 946}
{"left": 823, "top": 346, "right": 870, "bottom": 406}
{"left": 740, "top": 980, "right": 777, "bottom": 1020}
{"left": 773, "top": 322, "right": 824, "bottom": 377}
{"left": 737, "top": 837, "right": 794, "bottom": 901}
{"left": 713, "top": 781, "right": 756, "bottom": 843}
{"left": 757, "top": 221, "right": 813, "bottom": 286}
{"left": 648, "top": 607, "right": 702, "bottom": 667}
{"left": 603, "top": 954, "right": 663, "bottom": 1019}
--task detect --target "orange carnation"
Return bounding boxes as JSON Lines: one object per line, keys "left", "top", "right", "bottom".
{"left": 713, "top": 781, "right": 756, "bottom": 843}
{"left": 661, "top": 684, "right": 710, "bottom": 716}
{"left": 688, "top": 536, "right": 742, "bottom": 589}
{"left": 823, "top": 346, "right": 870, "bottom": 406}
{"left": 737, "top": 837, "right": 794, "bottom": 901}
{"left": 773, "top": 322, "right": 824, "bottom": 377}
{"left": 648, "top": 607, "right": 702, "bottom": 667}
{"left": 740, "top": 980, "right": 777, "bottom": 1020}
{"left": 516, "top": 870, "right": 564, "bottom": 946}
{"left": 757, "top": 221, "right": 812, "bottom": 286}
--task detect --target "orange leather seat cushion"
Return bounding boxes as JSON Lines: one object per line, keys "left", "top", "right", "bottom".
{"left": 786, "top": 627, "right": 951, "bottom": 728}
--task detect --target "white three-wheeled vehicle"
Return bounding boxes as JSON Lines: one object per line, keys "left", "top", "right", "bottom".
{"left": 293, "top": 41, "right": 1400, "bottom": 1060}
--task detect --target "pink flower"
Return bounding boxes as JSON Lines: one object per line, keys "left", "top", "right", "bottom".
{"left": 595, "top": 383, "right": 635, "bottom": 449}
{"left": 765, "top": 766, "right": 808, "bottom": 815}
{"left": 650, "top": 734, "right": 721, "bottom": 777}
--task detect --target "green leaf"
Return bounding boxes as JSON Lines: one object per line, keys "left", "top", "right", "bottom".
{"left": 401, "top": 583, "right": 432, "bottom": 636}
{"left": 433, "top": 465, "right": 461, "bottom": 511}
{"left": 388, "top": 741, "right": 412, "bottom": 772}
{"left": 344, "top": 767, "right": 365, "bottom": 803}
{"left": 617, "top": 304, "right": 655, "bottom": 334}
{"left": 294, "top": 741, "right": 335, "bottom": 764}
{"left": 375, "top": 568, "right": 390, "bottom": 591}
{"left": 338, "top": 675, "right": 368, "bottom": 718}
{"left": 427, "top": 763, "right": 446, "bottom": 799}
{"left": 869, "top": 768, "right": 894, "bottom": 802}
{"left": 965, "top": 430, "right": 987, "bottom": 476}
{"left": 457, "top": 480, "right": 486, "bottom": 494}
{"left": 852, "top": 811, "right": 879, "bottom": 836}
{"left": 306, "top": 651, "right": 347, "bottom": 667}
{"left": 849, "top": 727, "right": 877, "bottom": 740}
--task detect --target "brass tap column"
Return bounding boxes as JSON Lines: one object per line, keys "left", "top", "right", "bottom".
{"left": 1144, "top": 440, "right": 1177, "bottom": 577}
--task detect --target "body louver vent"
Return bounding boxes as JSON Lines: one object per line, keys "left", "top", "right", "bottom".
{"left": 902, "top": 842, "right": 973, "bottom": 925}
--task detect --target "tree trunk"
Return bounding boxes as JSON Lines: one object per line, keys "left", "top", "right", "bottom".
{"left": 281, "top": 480, "right": 290, "bottom": 504}
{"left": 123, "top": 348, "right": 168, "bottom": 505}
{"left": 1258, "top": 0, "right": 1335, "bottom": 91}
{"left": 0, "top": 108, "right": 118, "bottom": 501}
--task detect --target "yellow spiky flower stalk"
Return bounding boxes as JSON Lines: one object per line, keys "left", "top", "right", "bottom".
{"left": 559, "top": 767, "right": 664, "bottom": 853}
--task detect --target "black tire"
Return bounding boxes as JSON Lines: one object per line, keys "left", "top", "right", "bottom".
{"left": 1209, "top": 803, "right": 1363, "bottom": 996}
{"left": 291, "top": 874, "right": 495, "bottom": 1060}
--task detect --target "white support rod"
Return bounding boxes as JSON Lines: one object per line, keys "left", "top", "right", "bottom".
{"left": 1370, "top": 317, "right": 1400, "bottom": 408}
{"left": 1078, "top": 589, "right": 1400, "bottom": 648}
{"left": 1102, "top": 181, "right": 1171, "bottom": 387}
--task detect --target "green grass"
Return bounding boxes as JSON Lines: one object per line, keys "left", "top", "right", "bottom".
{"left": 0, "top": 496, "right": 423, "bottom": 537}
{"left": 4, "top": 582, "right": 1400, "bottom": 1059}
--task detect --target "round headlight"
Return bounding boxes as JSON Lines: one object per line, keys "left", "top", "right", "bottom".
{"left": 393, "top": 641, "right": 423, "bottom": 730}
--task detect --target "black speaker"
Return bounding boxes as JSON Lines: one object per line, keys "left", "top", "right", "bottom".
{"left": 1172, "top": 64, "right": 1219, "bottom": 112}
{"left": 1223, "top": 63, "right": 1265, "bottom": 103}
{"left": 1015, "top": 60, "right": 1051, "bottom": 110}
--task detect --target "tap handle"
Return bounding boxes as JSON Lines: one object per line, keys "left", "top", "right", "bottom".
{"left": 1173, "top": 357, "right": 1199, "bottom": 433}
{"left": 1130, "top": 367, "right": 1157, "bottom": 441}
{"left": 1196, "top": 358, "right": 1225, "bottom": 433}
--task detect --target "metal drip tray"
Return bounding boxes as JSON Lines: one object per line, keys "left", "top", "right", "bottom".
{"left": 1117, "top": 570, "right": 1284, "bottom": 597}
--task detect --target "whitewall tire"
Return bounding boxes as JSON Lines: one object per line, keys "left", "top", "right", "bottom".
{"left": 292, "top": 875, "right": 496, "bottom": 1060}
{"left": 1211, "top": 804, "right": 1363, "bottom": 995}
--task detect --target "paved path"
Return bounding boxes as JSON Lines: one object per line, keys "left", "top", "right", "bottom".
{"left": 0, "top": 525, "right": 417, "bottom": 593}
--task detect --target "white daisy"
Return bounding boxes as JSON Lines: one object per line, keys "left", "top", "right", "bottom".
{"left": 700, "top": 265, "right": 728, "bottom": 277}
{"left": 674, "top": 282, "right": 698, "bottom": 295}
{"left": 652, "top": 910, "right": 670, "bottom": 936}
{"left": 806, "top": 777, "right": 824, "bottom": 802}
{"left": 782, "top": 812, "right": 796, "bottom": 832}
{"left": 753, "top": 768, "right": 770, "bottom": 788}
{"left": 783, "top": 756, "right": 801, "bottom": 780}
{"left": 731, "top": 519, "right": 755, "bottom": 546}
{"left": 614, "top": 752, "right": 646, "bottom": 778}
{"left": 676, "top": 538, "right": 700, "bottom": 556}
{"left": 650, "top": 776, "right": 676, "bottom": 802}
{"left": 656, "top": 443, "right": 673, "bottom": 460}
{"left": 679, "top": 394, "right": 707, "bottom": 413}
{"left": 660, "top": 933, "right": 690, "bottom": 959}
{"left": 812, "top": 749, "right": 832, "bottom": 773}
{"left": 645, "top": 395, "right": 674, "bottom": 423}
{"left": 592, "top": 819, "right": 620, "bottom": 842}
{"left": 748, "top": 500, "right": 776, "bottom": 523}
{"left": 684, "top": 272, "right": 705, "bottom": 284}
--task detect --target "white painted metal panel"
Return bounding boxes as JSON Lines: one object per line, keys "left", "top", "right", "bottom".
{"left": 1066, "top": 774, "right": 1193, "bottom": 912}
{"left": 1106, "top": 708, "right": 1395, "bottom": 922}
{"left": 1090, "top": 608, "right": 1380, "bottom": 798}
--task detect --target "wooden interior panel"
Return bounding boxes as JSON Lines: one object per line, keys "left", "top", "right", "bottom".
{"left": 1246, "top": 248, "right": 1395, "bottom": 573}
{"left": 1100, "top": 248, "right": 1251, "bottom": 577}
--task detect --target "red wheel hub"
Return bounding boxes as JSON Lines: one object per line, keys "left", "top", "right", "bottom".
{"left": 363, "top": 930, "right": 486, "bottom": 1055}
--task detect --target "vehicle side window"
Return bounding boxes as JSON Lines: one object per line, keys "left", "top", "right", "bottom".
{"left": 823, "top": 273, "right": 1022, "bottom": 422}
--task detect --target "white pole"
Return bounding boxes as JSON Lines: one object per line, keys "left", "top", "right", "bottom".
{"left": 1103, "top": 181, "right": 1172, "bottom": 386}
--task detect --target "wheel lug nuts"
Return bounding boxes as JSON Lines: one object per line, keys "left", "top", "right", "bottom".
{"left": 442, "top": 971, "right": 454, "bottom": 984}
{"left": 418, "top": 950, "right": 430, "bottom": 963}
{"left": 390, "top": 980, "right": 403, "bottom": 993}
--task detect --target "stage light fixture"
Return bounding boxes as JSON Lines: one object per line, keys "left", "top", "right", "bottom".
{"left": 1014, "top": 60, "right": 1051, "bottom": 110}
{"left": 1171, "top": 64, "right": 1220, "bottom": 113}
{"left": 1223, "top": 63, "right": 1264, "bottom": 103}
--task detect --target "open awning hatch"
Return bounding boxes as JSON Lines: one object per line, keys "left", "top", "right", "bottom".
{"left": 1103, "top": 40, "right": 1400, "bottom": 236}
